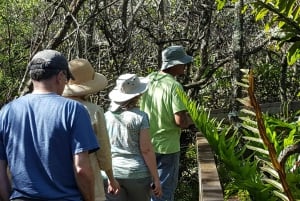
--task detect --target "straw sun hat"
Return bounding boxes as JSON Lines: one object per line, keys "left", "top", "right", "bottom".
{"left": 108, "top": 73, "right": 149, "bottom": 111}
{"left": 62, "top": 59, "right": 108, "bottom": 96}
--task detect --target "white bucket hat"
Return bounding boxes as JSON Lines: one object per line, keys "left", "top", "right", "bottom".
{"left": 62, "top": 59, "right": 108, "bottom": 96}
{"left": 161, "top": 45, "right": 193, "bottom": 70}
{"left": 108, "top": 74, "right": 149, "bottom": 111}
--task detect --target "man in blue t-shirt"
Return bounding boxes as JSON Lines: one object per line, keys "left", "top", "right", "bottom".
{"left": 0, "top": 50, "right": 99, "bottom": 201}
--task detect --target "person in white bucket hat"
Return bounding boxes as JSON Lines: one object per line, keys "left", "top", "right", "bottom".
{"left": 104, "top": 73, "right": 162, "bottom": 201}
{"left": 63, "top": 58, "right": 120, "bottom": 201}
{"left": 108, "top": 73, "right": 149, "bottom": 111}
{"left": 140, "top": 45, "right": 194, "bottom": 201}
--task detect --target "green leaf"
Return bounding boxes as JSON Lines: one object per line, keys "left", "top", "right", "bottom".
{"left": 255, "top": 8, "right": 269, "bottom": 21}
{"left": 272, "top": 190, "right": 289, "bottom": 201}
{"left": 236, "top": 81, "right": 249, "bottom": 88}
{"left": 240, "top": 68, "right": 250, "bottom": 74}
{"left": 283, "top": 129, "right": 295, "bottom": 147}
{"left": 278, "top": 0, "right": 287, "bottom": 12}
{"left": 265, "top": 22, "right": 271, "bottom": 32}
{"left": 262, "top": 178, "right": 283, "bottom": 191}
{"left": 260, "top": 166, "right": 279, "bottom": 179}
{"left": 287, "top": 41, "right": 300, "bottom": 65}
{"left": 243, "top": 136, "right": 263, "bottom": 144}
{"left": 241, "top": 4, "right": 248, "bottom": 14}
{"left": 239, "top": 117, "right": 258, "bottom": 127}
{"left": 241, "top": 124, "right": 260, "bottom": 134}
{"left": 240, "top": 108, "right": 256, "bottom": 116}
{"left": 246, "top": 145, "right": 269, "bottom": 155}
{"left": 278, "top": 21, "right": 286, "bottom": 28}
{"left": 294, "top": 6, "right": 300, "bottom": 20}
{"left": 216, "top": 0, "right": 226, "bottom": 10}
{"left": 237, "top": 97, "right": 252, "bottom": 107}
{"left": 286, "top": 0, "right": 296, "bottom": 17}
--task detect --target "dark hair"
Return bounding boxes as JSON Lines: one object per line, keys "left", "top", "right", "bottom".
{"left": 29, "top": 69, "right": 60, "bottom": 81}
{"left": 29, "top": 58, "right": 61, "bottom": 81}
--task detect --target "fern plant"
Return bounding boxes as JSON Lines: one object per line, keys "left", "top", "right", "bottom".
{"left": 178, "top": 90, "right": 271, "bottom": 200}
{"left": 237, "top": 68, "right": 300, "bottom": 200}
{"left": 178, "top": 68, "right": 300, "bottom": 200}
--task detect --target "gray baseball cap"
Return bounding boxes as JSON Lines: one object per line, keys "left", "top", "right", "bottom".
{"left": 161, "top": 45, "right": 193, "bottom": 70}
{"left": 29, "top": 49, "right": 74, "bottom": 80}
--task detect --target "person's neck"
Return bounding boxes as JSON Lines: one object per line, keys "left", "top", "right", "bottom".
{"left": 32, "top": 81, "right": 59, "bottom": 95}
{"left": 160, "top": 70, "right": 176, "bottom": 77}
{"left": 32, "top": 90, "right": 55, "bottom": 94}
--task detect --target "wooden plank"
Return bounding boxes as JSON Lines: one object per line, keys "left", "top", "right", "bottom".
{"left": 197, "top": 132, "right": 224, "bottom": 201}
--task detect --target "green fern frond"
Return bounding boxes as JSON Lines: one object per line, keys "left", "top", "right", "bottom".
{"left": 237, "top": 97, "right": 252, "bottom": 107}
{"left": 246, "top": 145, "right": 269, "bottom": 155}
{"left": 273, "top": 191, "right": 289, "bottom": 201}
{"left": 239, "top": 116, "right": 258, "bottom": 126}
{"left": 240, "top": 69, "right": 250, "bottom": 74}
{"left": 260, "top": 166, "right": 279, "bottom": 179}
{"left": 254, "top": 156, "right": 274, "bottom": 169}
{"left": 262, "top": 178, "right": 284, "bottom": 191}
{"left": 236, "top": 81, "right": 249, "bottom": 88}
{"left": 241, "top": 78, "right": 249, "bottom": 83}
{"left": 240, "top": 108, "right": 256, "bottom": 116}
{"left": 242, "top": 136, "right": 263, "bottom": 144}
{"left": 241, "top": 124, "right": 260, "bottom": 135}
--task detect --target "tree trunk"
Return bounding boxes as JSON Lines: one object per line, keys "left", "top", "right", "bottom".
{"left": 230, "top": 0, "right": 245, "bottom": 117}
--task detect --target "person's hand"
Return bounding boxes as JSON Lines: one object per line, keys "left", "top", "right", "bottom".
{"left": 108, "top": 178, "right": 120, "bottom": 194}
{"left": 151, "top": 179, "right": 162, "bottom": 198}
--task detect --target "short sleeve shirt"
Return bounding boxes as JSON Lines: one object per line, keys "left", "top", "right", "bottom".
{"left": 140, "top": 72, "right": 187, "bottom": 154}
{"left": 105, "top": 108, "right": 150, "bottom": 179}
{"left": 0, "top": 93, "right": 99, "bottom": 200}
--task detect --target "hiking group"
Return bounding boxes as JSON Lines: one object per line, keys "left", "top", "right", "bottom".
{"left": 0, "top": 45, "right": 194, "bottom": 201}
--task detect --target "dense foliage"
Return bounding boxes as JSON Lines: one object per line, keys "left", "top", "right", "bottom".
{"left": 0, "top": 0, "right": 300, "bottom": 200}
{"left": 1, "top": 0, "right": 299, "bottom": 108}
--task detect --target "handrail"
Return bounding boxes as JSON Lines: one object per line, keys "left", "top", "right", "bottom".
{"left": 196, "top": 132, "right": 224, "bottom": 201}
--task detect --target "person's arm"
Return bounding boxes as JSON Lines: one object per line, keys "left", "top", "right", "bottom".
{"left": 73, "top": 151, "right": 95, "bottom": 201}
{"left": 139, "top": 128, "right": 162, "bottom": 198}
{"left": 93, "top": 108, "right": 120, "bottom": 194}
{"left": 105, "top": 169, "right": 120, "bottom": 194}
{"left": 174, "top": 111, "right": 194, "bottom": 129}
{"left": 0, "top": 160, "right": 11, "bottom": 201}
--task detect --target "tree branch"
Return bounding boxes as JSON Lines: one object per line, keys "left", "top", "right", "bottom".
{"left": 46, "top": 0, "right": 85, "bottom": 49}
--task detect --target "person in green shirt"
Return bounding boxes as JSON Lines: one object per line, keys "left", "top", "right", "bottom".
{"left": 140, "top": 45, "right": 194, "bottom": 201}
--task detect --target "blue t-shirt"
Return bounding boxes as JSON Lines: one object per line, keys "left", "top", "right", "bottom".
{"left": 0, "top": 93, "right": 99, "bottom": 200}
{"left": 105, "top": 108, "right": 150, "bottom": 179}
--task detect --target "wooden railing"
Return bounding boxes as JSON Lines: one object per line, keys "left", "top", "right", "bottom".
{"left": 196, "top": 131, "right": 224, "bottom": 201}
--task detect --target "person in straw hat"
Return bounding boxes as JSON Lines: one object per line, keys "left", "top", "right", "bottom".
{"left": 63, "top": 58, "right": 120, "bottom": 201}
{"left": 104, "top": 73, "right": 162, "bottom": 201}
{"left": 140, "top": 45, "right": 194, "bottom": 201}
